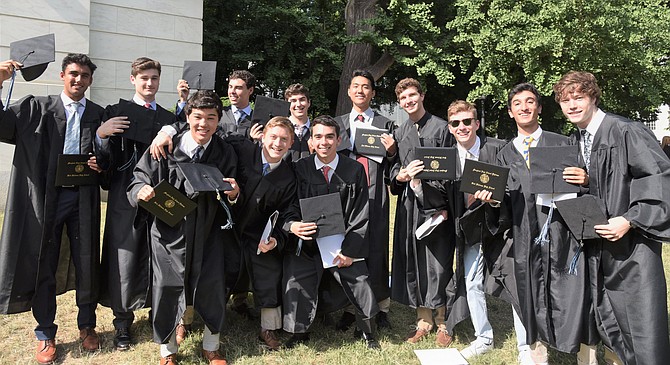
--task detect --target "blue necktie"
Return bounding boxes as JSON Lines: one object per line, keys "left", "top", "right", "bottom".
{"left": 262, "top": 162, "right": 271, "bottom": 176}
{"left": 63, "top": 101, "right": 81, "bottom": 154}
{"left": 237, "top": 110, "right": 247, "bottom": 125}
{"left": 192, "top": 145, "right": 204, "bottom": 163}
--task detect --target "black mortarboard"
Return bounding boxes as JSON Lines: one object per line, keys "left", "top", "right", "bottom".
{"left": 299, "top": 192, "right": 346, "bottom": 238}
{"left": 10, "top": 33, "right": 56, "bottom": 82}
{"left": 529, "top": 145, "right": 581, "bottom": 194}
{"left": 554, "top": 195, "right": 609, "bottom": 241}
{"left": 116, "top": 99, "right": 155, "bottom": 144}
{"left": 177, "top": 162, "right": 233, "bottom": 195}
{"left": 251, "top": 96, "right": 290, "bottom": 127}
{"left": 182, "top": 61, "right": 216, "bottom": 90}
{"left": 457, "top": 204, "right": 490, "bottom": 246}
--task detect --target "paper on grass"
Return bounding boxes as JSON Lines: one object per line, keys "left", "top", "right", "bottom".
{"left": 257, "top": 210, "right": 279, "bottom": 255}
{"left": 414, "top": 348, "right": 469, "bottom": 365}
{"left": 415, "top": 213, "right": 446, "bottom": 240}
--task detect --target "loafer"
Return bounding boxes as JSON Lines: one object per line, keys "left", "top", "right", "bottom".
{"left": 460, "top": 339, "right": 494, "bottom": 359}
{"left": 259, "top": 329, "right": 281, "bottom": 351}
{"left": 201, "top": 349, "right": 227, "bottom": 365}
{"left": 284, "top": 332, "right": 310, "bottom": 349}
{"left": 175, "top": 323, "right": 191, "bottom": 346}
{"left": 35, "top": 339, "right": 57, "bottom": 364}
{"left": 406, "top": 327, "right": 430, "bottom": 344}
{"left": 79, "top": 327, "right": 100, "bottom": 351}
{"left": 375, "top": 311, "right": 391, "bottom": 329}
{"left": 159, "top": 354, "right": 177, "bottom": 365}
{"left": 435, "top": 328, "right": 453, "bottom": 347}
{"left": 335, "top": 312, "right": 356, "bottom": 331}
{"left": 114, "top": 327, "right": 132, "bottom": 351}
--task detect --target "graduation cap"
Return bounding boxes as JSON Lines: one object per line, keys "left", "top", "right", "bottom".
{"left": 116, "top": 99, "right": 156, "bottom": 144}
{"left": 10, "top": 33, "right": 56, "bottom": 81}
{"left": 555, "top": 195, "right": 608, "bottom": 241}
{"left": 529, "top": 145, "right": 581, "bottom": 194}
{"left": 299, "top": 192, "right": 346, "bottom": 238}
{"left": 182, "top": 61, "right": 216, "bottom": 90}
{"left": 251, "top": 96, "right": 290, "bottom": 127}
{"left": 177, "top": 162, "right": 233, "bottom": 194}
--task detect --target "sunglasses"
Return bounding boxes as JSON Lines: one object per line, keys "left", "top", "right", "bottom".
{"left": 449, "top": 118, "right": 476, "bottom": 128}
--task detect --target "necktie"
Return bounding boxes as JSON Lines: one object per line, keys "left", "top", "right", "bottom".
{"left": 356, "top": 154, "right": 370, "bottom": 186}
{"left": 581, "top": 130, "right": 592, "bottom": 173}
{"left": 322, "top": 165, "right": 331, "bottom": 183}
{"left": 356, "top": 114, "right": 365, "bottom": 123}
{"left": 262, "top": 162, "right": 271, "bottom": 176}
{"left": 192, "top": 145, "right": 204, "bottom": 163}
{"left": 237, "top": 110, "right": 247, "bottom": 125}
{"left": 144, "top": 102, "right": 152, "bottom": 109}
{"left": 522, "top": 136, "right": 534, "bottom": 167}
{"left": 64, "top": 101, "right": 81, "bottom": 154}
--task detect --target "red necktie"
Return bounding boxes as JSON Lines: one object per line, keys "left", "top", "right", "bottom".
{"left": 144, "top": 103, "right": 151, "bottom": 109}
{"left": 355, "top": 114, "right": 370, "bottom": 186}
{"left": 322, "top": 165, "right": 331, "bottom": 183}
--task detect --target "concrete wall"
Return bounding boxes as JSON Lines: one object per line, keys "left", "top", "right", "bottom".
{"left": 0, "top": 0, "right": 203, "bottom": 210}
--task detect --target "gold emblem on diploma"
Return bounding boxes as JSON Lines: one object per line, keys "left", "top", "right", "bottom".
{"left": 75, "top": 165, "right": 85, "bottom": 173}
{"left": 367, "top": 136, "right": 375, "bottom": 144}
{"left": 165, "top": 200, "right": 176, "bottom": 209}
{"left": 430, "top": 160, "right": 440, "bottom": 169}
{"left": 480, "top": 173, "right": 490, "bottom": 184}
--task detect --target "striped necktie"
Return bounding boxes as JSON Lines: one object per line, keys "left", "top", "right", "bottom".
{"left": 581, "top": 130, "right": 592, "bottom": 173}
{"left": 522, "top": 136, "right": 534, "bottom": 167}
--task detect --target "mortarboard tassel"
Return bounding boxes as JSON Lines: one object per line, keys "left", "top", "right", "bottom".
{"left": 3, "top": 70, "right": 16, "bottom": 111}
{"left": 534, "top": 204, "right": 553, "bottom": 246}
{"left": 568, "top": 218, "right": 587, "bottom": 275}
{"left": 202, "top": 173, "right": 234, "bottom": 230}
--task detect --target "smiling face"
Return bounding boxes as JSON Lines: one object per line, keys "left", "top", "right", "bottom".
{"left": 508, "top": 90, "right": 542, "bottom": 133}
{"left": 227, "top": 78, "right": 253, "bottom": 108}
{"left": 347, "top": 76, "right": 375, "bottom": 111}
{"left": 448, "top": 110, "right": 480, "bottom": 150}
{"left": 262, "top": 125, "right": 293, "bottom": 163}
{"left": 397, "top": 86, "right": 426, "bottom": 120}
{"left": 187, "top": 107, "right": 219, "bottom": 145}
{"left": 60, "top": 63, "right": 92, "bottom": 101}
{"left": 287, "top": 93, "right": 310, "bottom": 123}
{"left": 310, "top": 123, "right": 341, "bottom": 164}
{"left": 558, "top": 90, "right": 598, "bottom": 129}
{"left": 130, "top": 68, "right": 160, "bottom": 103}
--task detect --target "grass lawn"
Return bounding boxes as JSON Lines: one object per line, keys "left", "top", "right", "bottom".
{"left": 1, "top": 199, "right": 669, "bottom": 364}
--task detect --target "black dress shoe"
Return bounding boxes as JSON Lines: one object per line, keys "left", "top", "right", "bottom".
{"left": 285, "top": 333, "right": 310, "bottom": 349}
{"left": 113, "top": 327, "right": 132, "bottom": 351}
{"left": 361, "top": 332, "right": 381, "bottom": 350}
{"left": 375, "top": 311, "right": 391, "bottom": 329}
{"left": 335, "top": 312, "right": 356, "bottom": 332}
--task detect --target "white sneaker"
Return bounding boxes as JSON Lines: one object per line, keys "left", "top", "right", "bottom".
{"left": 518, "top": 349, "right": 535, "bottom": 365}
{"left": 460, "top": 340, "right": 494, "bottom": 359}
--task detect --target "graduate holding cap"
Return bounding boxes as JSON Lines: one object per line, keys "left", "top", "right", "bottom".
{"left": 0, "top": 39, "right": 106, "bottom": 363}
{"left": 556, "top": 71, "right": 670, "bottom": 365}
{"left": 128, "top": 90, "right": 239, "bottom": 365}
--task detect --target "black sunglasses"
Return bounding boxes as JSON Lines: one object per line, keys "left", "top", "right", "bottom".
{"left": 449, "top": 118, "right": 476, "bottom": 128}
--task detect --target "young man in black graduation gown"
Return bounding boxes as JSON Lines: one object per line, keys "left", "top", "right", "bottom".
{"left": 0, "top": 54, "right": 105, "bottom": 363}
{"left": 227, "top": 117, "right": 297, "bottom": 350}
{"left": 555, "top": 71, "right": 670, "bottom": 365}
{"left": 128, "top": 90, "right": 238, "bottom": 365}
{"left": 388, "top": 78, "right": 455, "bottom": 347}
{"left": 334, "top": 70, "right": 396, "bottom": 330}
{"left": 95, "top": 57, "right": 176, "bottom": 351}
{"left": 486, "top": 83, "right": 597, "bottom": 364}
{"left": 282, "top": 116, "right": 380, "bottom": 349}
{"left": 283, "top": 83, "right": 313, "bottom": 162}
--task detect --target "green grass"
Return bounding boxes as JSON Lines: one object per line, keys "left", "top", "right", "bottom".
{"left": 0, "top": 201, "right": 669, "bottom": 364}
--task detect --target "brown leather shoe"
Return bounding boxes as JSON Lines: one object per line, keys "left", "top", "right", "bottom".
{"left": 79, "top": 327, "right": 100, "bottom": 351}
{"left": 201, "top": 349, "right": 227, "bottom": 365}
{"left": 159, "top": 354, "right": 177, "bottom": 365}
{"left": 406, "top": 327, "right": 430, "bottom": 343}
{"left": 175, "top": 323, "right": 191, "bottom": 346}
{"left": 435, "top": 328, "right": 453, "bottom": 347}
{"left": 259, "top": 329, "right": 281, "bottom": 350}
{"left": 35, "top": 339, "right": 57, "bottom": 364}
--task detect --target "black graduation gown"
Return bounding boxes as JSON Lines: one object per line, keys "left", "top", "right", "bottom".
{"left": 496, "top": 131, "right": 597, "bottom": 353}
{"left": 336, "top": 112, "right": 395, "bottom": 302}
{"left": 443, "top": 137, "right": 506, "bottom": 333}
{"left": 571, "top": 114, "right": 670, "bottom": 364}
{"left": 127, "top": 133, "right": 239, "bottom": 343}
{"left": 281, "top": 155, "right": 375, "bottom": 332}
{"left": 229, "top": 138, "right": 296, "bottom": 308}
{"left": 174, "top": 105, "right": 252, "bottom": 140}
{"left": 0, "top": 95, "right": 103, "bottom": 314}
{"left": 284, "top": 126, "right": 311, "bottom": 162}
{"left": 97, "top": 101, "right": 175, "bottom": 312}
{"left": 389, "top": 113, "right": 456, "bottom": 309}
